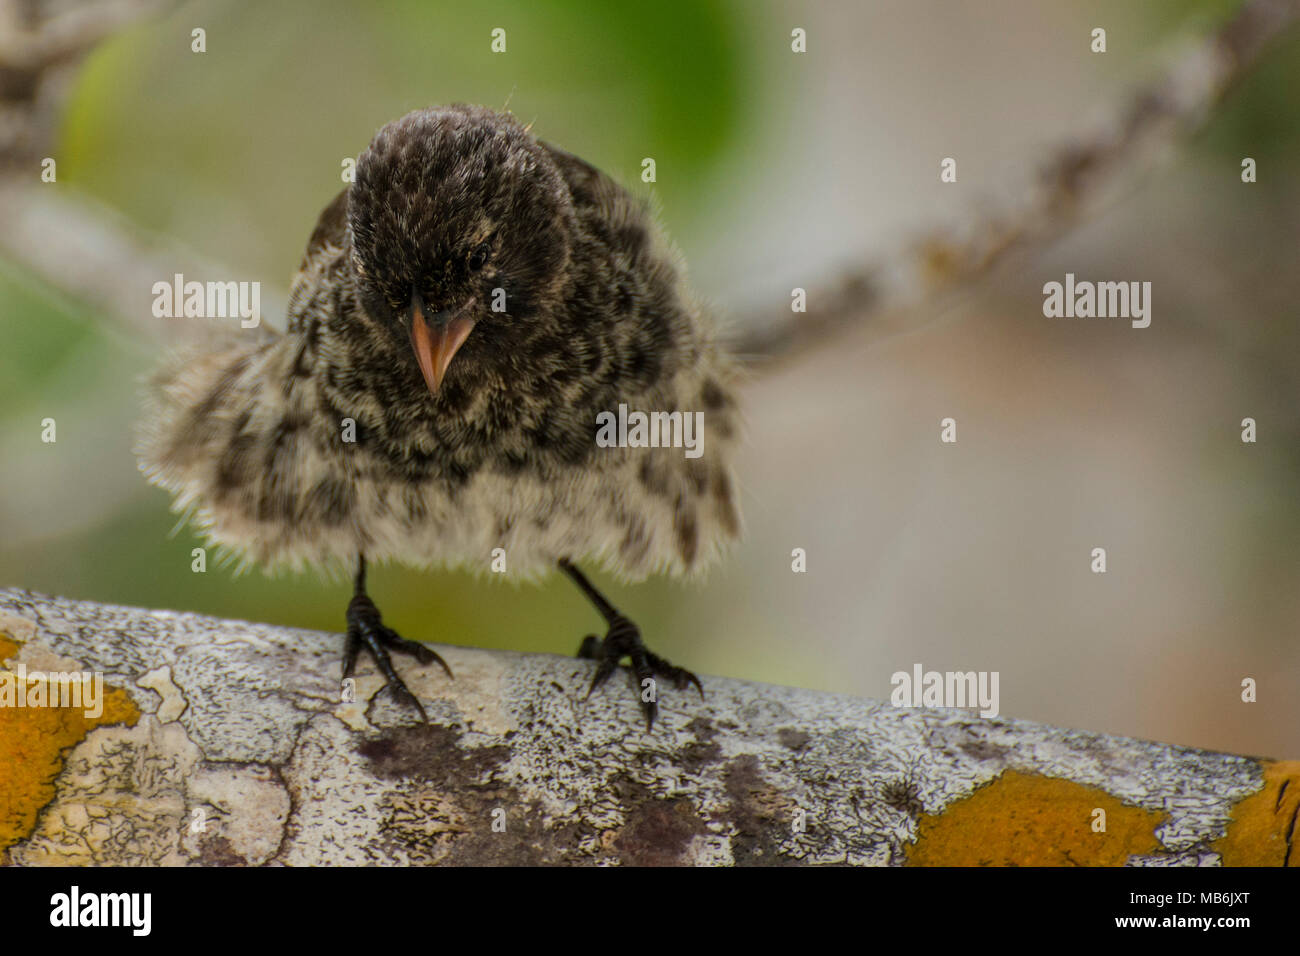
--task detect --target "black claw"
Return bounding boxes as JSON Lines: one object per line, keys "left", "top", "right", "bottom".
{"left": 426, "top": 648, "right": 454, "bottom": 680}
{"left": 559, "top": 559, "right": 701, "bottom": 731}
{"left": 383, "top": 679, "right": 429, "bottom": 722}
{"left": 571, "top": 611, "right": 700, "bottom": 730}
{"left": 341, "top": 633, "right": 361, "bottom": 680}
{"left": 586, "top": 657, "right": 618, "bottom": 697}
{"left": 646, "top": 650, "right": 706, "bottom": 699}
{"left": 378, "top": 623, "right": 453, "bottom": 679}
{"left": 344, "top": 566, "right": 449, "bottom": 719}
{"left": 630, "top": 655, "right": 657, "bottom": 727}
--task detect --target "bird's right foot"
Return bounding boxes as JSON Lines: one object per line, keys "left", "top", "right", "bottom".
{"left": 343, "top": 587, "right": 451, "bottom": 720}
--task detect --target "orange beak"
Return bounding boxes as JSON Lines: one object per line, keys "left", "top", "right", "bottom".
{"left": 409, "top": 294, "right": 476, "bottom": 394}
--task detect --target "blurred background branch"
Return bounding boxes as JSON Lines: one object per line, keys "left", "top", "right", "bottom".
{"left": 0, "top": 0, "right": 223, "bottom": 343}
{"left": 0, "top": 0, "right": 166, "bottom": 167}
{"left": 734, "top": 0, "right": 1300, "bottom": 366}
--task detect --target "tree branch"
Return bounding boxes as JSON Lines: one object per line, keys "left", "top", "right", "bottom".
{"left": 1, "top": 589, "right": 1292, "bottom": 866}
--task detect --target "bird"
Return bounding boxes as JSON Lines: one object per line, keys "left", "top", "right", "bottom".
{"left": 136, "top": 104, "right": 743, "bottom": 729}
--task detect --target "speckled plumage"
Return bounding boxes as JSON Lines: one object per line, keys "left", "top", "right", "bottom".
{"left": 138, "top": 105, "right": 742, "bottom": 726}
{"left": 138, "top": 105, "right": 742, "bottom": 583}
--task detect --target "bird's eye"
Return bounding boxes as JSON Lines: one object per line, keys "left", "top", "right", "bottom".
{"left": 468, "top": 241, "right": 491, "bottom": 272}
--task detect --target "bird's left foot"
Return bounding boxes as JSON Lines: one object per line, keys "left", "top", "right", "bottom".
{"left": 578, "top": 614, "right": 704, "bottom": 730}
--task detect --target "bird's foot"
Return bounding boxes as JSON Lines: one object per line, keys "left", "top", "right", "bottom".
{"left": 344, "top": 592, "right": 452, "bottom": 720}
{"left": 578, "top": 615, "right": 703, "bottom": 730}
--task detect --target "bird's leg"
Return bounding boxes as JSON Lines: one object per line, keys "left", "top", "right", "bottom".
{"left": 558, "top": 558, "right": 703, "bottom": 730}
{"left": 343, "top": 555, "right": 452, "bottom": 720}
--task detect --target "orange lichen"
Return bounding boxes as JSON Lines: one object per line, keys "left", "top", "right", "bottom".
{"left": 906, "top": 770, "right": 1163, "bottom": 866}
{"left": 0, "top": 632, "right": 141, "bottom": 856}
{"left": 1214, "top": 759, "right": 1300, "bottom": 867}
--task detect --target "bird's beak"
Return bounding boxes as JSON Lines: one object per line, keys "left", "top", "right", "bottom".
{"left": 409, "top": 293, "right": 476, "bottom": 394}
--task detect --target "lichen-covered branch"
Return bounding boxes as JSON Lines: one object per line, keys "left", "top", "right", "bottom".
{"left": 0, "top": 588, "right": 1293, "bottom": 866}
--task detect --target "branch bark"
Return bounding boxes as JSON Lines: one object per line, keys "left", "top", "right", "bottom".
{"left": 0, "top": 589, "right": 1293, "bottom": 866}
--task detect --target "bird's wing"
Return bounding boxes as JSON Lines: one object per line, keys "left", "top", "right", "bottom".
{"left": 541, "top": 142, "right": 646, "bottom": 224}
{"left": 296, "top": 186, "right": 350, "bottom": 270}
{"left": 287, "top": 187, "right": 350, "bottom": 332}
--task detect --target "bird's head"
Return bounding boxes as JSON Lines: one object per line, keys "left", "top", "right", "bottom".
{"left": 348, "top": 104, "right": 574, "bottom": 394}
